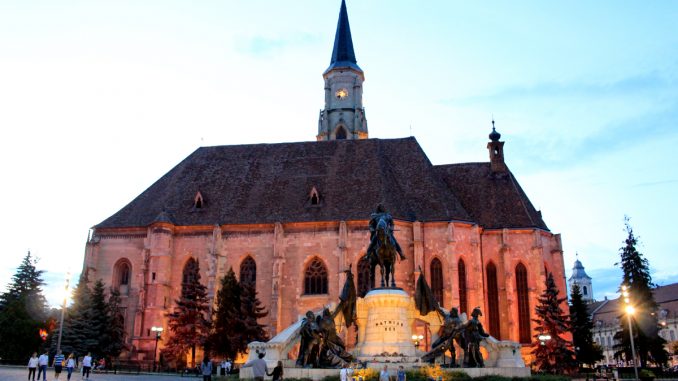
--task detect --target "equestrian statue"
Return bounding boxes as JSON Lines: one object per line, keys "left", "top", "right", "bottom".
{"left": 366, "top": 204, "right": 406, "bottom": 288}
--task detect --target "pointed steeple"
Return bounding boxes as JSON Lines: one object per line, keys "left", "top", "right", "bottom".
{"left": 325, "top": 0, "right": 362, "bottom": 74}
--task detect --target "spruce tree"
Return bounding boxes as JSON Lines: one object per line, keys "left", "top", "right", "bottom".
{"left": 209, "top": 268, "right": 242, "bottom": 359}
{"left": 163, "top": 259, "right": 210, "bottom": 367}
{"left": 236, "top": 282, "right": 269, "bottom": 351}
{"left": 54, "top": 277, "right": 97, "bottom": 356}
{"left": 103, "top": 287, "right": 126, "bottom": 358}
{"left": 0, "top": 251, "right": 49, "bottom": 362}
{"left": 613, "top": 218, "right": 668, "bottom": 367}
{"left": 531, "top": 272, "right": 576, "bottom": 374}
{"left": 90, "top": 280, "right": 110, "bottom": 357}
{"left": 569, "top": 284, "right": 603, "bottom": 367}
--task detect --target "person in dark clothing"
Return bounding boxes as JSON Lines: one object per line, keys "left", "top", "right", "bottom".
{"left": 267, "top": 361, "right": 283, "bottom": 381}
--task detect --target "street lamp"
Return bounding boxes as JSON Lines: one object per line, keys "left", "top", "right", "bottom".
{"left": 538, "top": 334, "right": 552, "bottom": 346}
{"left": 56, "top": 273, "right": 71, "bottom": 354}
{"left": 151, "top": 326, "right": 164, "bottom": 372}
{"left": 411, "top": 334, "right": 424, "bottom": 348}
{"left": 622, "top": 285, "right": 639, "bottom": 381}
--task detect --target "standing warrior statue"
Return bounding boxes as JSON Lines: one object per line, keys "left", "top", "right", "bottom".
{"left": 366, "top": 204, "right": 406, "bottom": 288}
{"left": 422, "top": 306, "right": 466, "bottom": 366}
{"left": 464, "top": 307, "right": 490, "bottom": 368}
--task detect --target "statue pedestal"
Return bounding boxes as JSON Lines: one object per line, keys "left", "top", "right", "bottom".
{"left": 355, "top": 289, "right": 416, "bottom": 358}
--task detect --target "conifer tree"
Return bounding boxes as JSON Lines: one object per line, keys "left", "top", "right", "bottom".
{"left": 209, "top": 268, "right": 242, "bottom": 359}
{"left": 104, "top": 287, "right": 126, "bottom": 358}
{"left": 236, "top": 282, "right": 269, "bottom": 351}
{"left": 163, "top": 259, "right": 210, "bottom": 367}
{"left": 0, "top": 252, "right": 49, "bottom": 361}
{"left": 54, "top": 277, "right": 97, "bottom": 356}
{"left": 614, "top": 218, "right": 668, "bottom": 367}
{"left": 90, "top": 280, "right": 110, "bottom": 356}
{"left": 531, "top": 272, "right": 576, "bottom": 374}
{"left": 569, "top": 284, "right": 603, "bottom": 367}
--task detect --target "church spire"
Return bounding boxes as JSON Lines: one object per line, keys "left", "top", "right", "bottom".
{"left": 317, "top": 0, "right": 368, "bottom": 141}
{"left": 325, "top": 0, "right": 362, "bottom": 74}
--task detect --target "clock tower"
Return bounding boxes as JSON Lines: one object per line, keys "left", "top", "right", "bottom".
{"left": 317, "top": 0, "right": 368, "bottom": 141}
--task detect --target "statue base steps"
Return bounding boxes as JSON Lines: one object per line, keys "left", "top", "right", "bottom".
{"left": 240, "top": 366, "right": 530, "bottom": 380}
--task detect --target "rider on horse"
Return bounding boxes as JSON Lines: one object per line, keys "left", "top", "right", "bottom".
{"left": 368, "top": 204, "right": 406, "bottom": 261}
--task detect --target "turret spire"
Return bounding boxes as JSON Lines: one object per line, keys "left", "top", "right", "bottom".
{"left": 325, "top": 0, "right": 362, "bottom": 74}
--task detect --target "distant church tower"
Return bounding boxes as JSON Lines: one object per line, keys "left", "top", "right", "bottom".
{"left": 317, "top": 0, "right": 368, "bottom": 141}
{"left": 569, "top": 256, "right": 593, "bottom": 303}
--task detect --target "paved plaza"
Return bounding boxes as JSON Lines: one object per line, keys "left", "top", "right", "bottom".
{"left": 0, "top": 367, "right": 229, "bottom": 381}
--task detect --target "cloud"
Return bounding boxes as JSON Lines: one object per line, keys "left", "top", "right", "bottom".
{"left": 235, "top": 33, "right": 320, "bottom": 57}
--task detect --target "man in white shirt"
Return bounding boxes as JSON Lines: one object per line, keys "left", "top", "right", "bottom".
{"left": 37, "top": 351, "right": 49, "bottom": 381}
{"left": 340, "top": 364, "right": 354, "bottom": 381}
{"left": 82, "top": 353, "right": 93, "bottom": 380}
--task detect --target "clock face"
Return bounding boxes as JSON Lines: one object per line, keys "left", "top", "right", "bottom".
{"left": 335, "top": 88, "right": 348, "bottom": 100}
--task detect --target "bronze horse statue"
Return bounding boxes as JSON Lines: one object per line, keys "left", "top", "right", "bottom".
{"left": 366, "top": 214, "right": 404, "bottom": 288}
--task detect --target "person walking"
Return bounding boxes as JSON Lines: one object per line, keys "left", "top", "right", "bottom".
{"left": 397, "top": 366, "right": 406, "bottom": 381}
{"left": 37, "top": 351, "right": 49, "bottom": 381}
{"left": 28, "top": 352, "right": 39, "bottom": 381}
{"left": 53, "top": 350, "right": 65, "bottom": 380}
{"left": 339, "top": 363, "right": 352, "bottom": 381}
{"left": 242, "top": 352, "right": 267, "bottom": 381}
{"left": 379, "top": 365, "right": 390, "bottom": 381}
{"left": 267, "top": 361, "right": 284, "bottom": 381}
{"left": 65, "top": 354, "right": 76, "bottom": 380}
{"left": 81, "top": 353, "right": 92, "bottom": 380}
{"left": 200, "top": 357, "right": 212, "bottom": 381}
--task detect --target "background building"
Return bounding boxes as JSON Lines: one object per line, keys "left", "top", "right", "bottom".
{"left": 569, "top": 257, "right": 594, "bottom": 303}
{"left": 82, "top": 0, "right": 567, "bottom": 364}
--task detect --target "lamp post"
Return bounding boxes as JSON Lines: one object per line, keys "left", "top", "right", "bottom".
{"left": 411, "top": 334, "right": 424, "bottom": 348}
{"left": 621, "top": 285, "right": 639, "bottom": 381}
{"left": 151, "top": 326, "right": 164, "bottom": 372}
{"left": 56, "top": 273, "right": 71, "bottom": 354}
{"left": 538, "top": 333, "right": 552, "bottom": 346}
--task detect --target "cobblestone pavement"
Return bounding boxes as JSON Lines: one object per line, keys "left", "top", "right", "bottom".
{"left": 0, "top": 367, "right": 225, "bottom": 381}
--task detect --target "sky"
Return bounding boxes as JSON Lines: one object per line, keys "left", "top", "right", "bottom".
{"left": 0, "top": 1, "right": 677, "bottom": 307}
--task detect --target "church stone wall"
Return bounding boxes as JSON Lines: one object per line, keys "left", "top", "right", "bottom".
{"left": 85, "top": 220, "right": 564, "bottom": 361}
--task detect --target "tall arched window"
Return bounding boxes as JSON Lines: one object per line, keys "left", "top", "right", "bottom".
{"left": 113, "top": 260, "right": 132, "bottom": 294}
{"left": 304, "top": 258, "right": 328, "bottom": 295}
{"left": 357, "top": 256, "right": 373, "bottom": 297}
{"left": 335, "top": 126, "right": 347, "bottom": 140}
{"left": 516, "top": 263, "right": 531, "bottom": 344}
{"left": 430, "top": 258, "right": 444, "bottom": 307}
{"left": 240, "top": 256, "right": 257, "bottom": 288}
{"left": 458, "top": 259, "right": 468, "bottom": 315}
{"left": 486, "top": 262, "right": 501, "bottom": 339}
{"left": 583, "top": 286, "right": 588, "bottom": 295}
{"left": 183, "top": 258, "right": 199, "bottom": 285}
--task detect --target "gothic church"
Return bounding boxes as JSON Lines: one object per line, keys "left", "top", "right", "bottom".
{"left": 83, "top": 0, "right": 567, "bottom": 363}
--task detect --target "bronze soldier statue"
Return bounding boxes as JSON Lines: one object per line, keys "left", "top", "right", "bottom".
{"left": 366, "top": 204, "right": 406, "bottom": 288}
{"left": 422, "top": 306, "right": 465, "bottom": 365}
{"left": 296, "top": 311, "right": 322, "bottom": 368}
{"left": 464, "top": 307, "right": 490, "bottom": 367}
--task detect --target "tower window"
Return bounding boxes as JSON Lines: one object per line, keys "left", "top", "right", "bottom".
{"left": 308, "top": 187, "right": 321, "bottom": 206}
{"left": 583, "top": 286, "right": 588, "bottom": 295}
{"left": 335, "top": 126, "right": 347, "bottom": 140}
{"left": 303, "top": 258, "right": 328, "bottom": 295}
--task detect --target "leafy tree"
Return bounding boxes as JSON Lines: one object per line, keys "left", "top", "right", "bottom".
{"left": 209, "top": 268, "right": 242, "bottom": 358}
{"left": 569, "top": 284, "right": 603, "bottom": 367}
{"left": 613, "top": 218, "right": 668, "bottom": 367}
{"left": 531, "top": 272, "right": 576, "bottom": 374}
{"left": 0, "top": 252, "right": 49, "bottom": 362}
{"left": 163, "top": 259, "right": 210, "bottom": 367}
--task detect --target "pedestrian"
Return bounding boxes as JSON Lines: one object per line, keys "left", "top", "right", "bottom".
{"left": 200, "top": 356, "right": 212, "bottom": 381}
{"left": 225, "top": 359, "right": 232, "bottom": 374}
{"left": 81, "top": 352, "right": 93, "bottom": 380}
{"left": 65, "top": 353, "right": 76, "bottom": 380}
{"left": 37, "top": 351, "right": 49, "bottom": 381}
{"left": 379, "top": 365, "right": 390, "bottom": 381}
{"left": 28, "top": 352, "right": 39, "bottom": 381}
{"left": 267, "top": 360, "right": 284, "bottom": 381}
{"left": 53, "top": 350, "right": 65, "bottom": 380}
{"left": 242, "top": 352, "right": 267, "bottom": 381}
{"left": 339, "top": 363, "right": 353, "bottom": 381}
{"left": 397, "top": 366, "right": 406, "bottom": 381}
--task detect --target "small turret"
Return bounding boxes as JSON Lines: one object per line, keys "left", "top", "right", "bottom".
{"left": 487, "top": 119, "right": 506, "bottom": 173}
